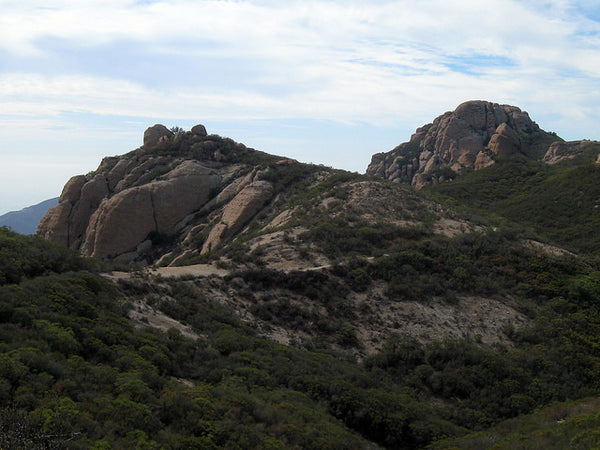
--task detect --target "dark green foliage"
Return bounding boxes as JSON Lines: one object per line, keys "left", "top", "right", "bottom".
{"left": 364, "top": 291, "right": 600, "bottom": 430}
{"left": 520, "top": 129, "right": 563, "bottom": 160}
{"left": 143, "top": 128, "right": 283, "bottom": 167}
{"left": 0, "top": 231, "right": 479, "bottom": 448}
{"left": 7, "top": 143, "right": 600, "bottom": 447}
{"left": 257, "top": 160, "right": 324, "bottom": 194}
{"left": 368, "top": 229, "right": 584, "bottom": 302}
{"left": 300, "top": 217, "right": 430, "bottom": 258}
{"left": 431, "top": 397, "right": 600, "bottom": 449}
{"left": 0, "top": 267, "right": 380, "bottom": 448}
{"left": 288, "top": 170, "right": 364, "bottom": 206}
{"left": 0, "top": 227, "right": 101, "bottom": 286}
{"left": 430, "top": 154, "right": 600, "bottom": 254}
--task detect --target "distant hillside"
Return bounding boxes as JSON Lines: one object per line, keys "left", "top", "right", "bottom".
{"left": 0, "top": 197, "right": 58, "bottom": 234}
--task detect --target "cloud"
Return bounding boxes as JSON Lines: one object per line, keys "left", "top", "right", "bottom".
{"left": 2, "top": 2, "right": 598, "bottom": 94}
{"left": 1, "top": 0, "right": 600, "bottom": 213}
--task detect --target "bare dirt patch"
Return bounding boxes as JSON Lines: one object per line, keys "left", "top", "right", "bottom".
{"left": 127, "top": 299, "right": 200, "bottom": 340}
{"left": 351, "top": 283, "right": 527, "bottom": 354}
{"left": 103, "top": 264, "right": 228, "bottom": 281}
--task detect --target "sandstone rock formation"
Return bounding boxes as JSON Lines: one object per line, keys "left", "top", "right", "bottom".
{"left": 201, "top": 180, "right": 274, "bottom": 254}
{"left": 38, "top": 124, "right": 277, "bottom": 263}
{"left": 143, "top": 124, "right": 173, "bottom": 149}
{"left": 543, "top": 140, "right": 600, "bottom": 164}
{"left": 366, "top": 100, "right": 554, "bottom": 188}
{"left": 83, "top": 161, "right": 221, "bottom": 260}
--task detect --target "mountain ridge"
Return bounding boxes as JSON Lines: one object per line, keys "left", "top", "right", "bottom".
{"left": 0, "top": 197, "right": 58, "bottom": 235}
{"left": 38, "top": 100, "right": 600, "bottom": 266}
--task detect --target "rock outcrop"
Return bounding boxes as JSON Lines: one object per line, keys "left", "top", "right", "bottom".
{"left": 38, "top": 124, "right": 277, "bottom": 263}
{"left": 83, "top": 161, "right": 221, "bottom": 260}
{"left": 191, "top": 124, "right": 208, "bottom": 137}
{"left": 366, "top": 100, "right": 554, "bottom": 189}
{"left": 543, "top": 140, "right": 600, "bottom": 165}
{"left": 202, "top": 180, "right": 274, "bottom": 254}
{"left": 143, "top": 124, "right": 173, "bottom": 149}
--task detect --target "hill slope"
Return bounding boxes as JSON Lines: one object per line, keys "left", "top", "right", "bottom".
{"left": 429, "top": 143, "right": 600, "bottom": 255}
{"left": 38, "top": 124, "right": 464, "bottom": 269}
{"left": 26, "top": 105, "right": 600, "bottom": 447}
{"left": 7, "top": 218, "right": 600, "bottom": 448}
{"left": 0, "top": 197, "right": 58, "bottom": 235}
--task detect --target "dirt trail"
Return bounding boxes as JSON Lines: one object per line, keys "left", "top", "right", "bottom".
{"left": 104, "top": 261, "right": 338, "bottom": 282}
{"left": 104, "top": 263, "right": 229, "bottom": 281}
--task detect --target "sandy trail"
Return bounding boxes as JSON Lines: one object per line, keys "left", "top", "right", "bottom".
{"left": 104, "top": 263, "right": 229, "bottom": 281}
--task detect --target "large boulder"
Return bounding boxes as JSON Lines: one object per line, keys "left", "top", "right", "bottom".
{"left": 38, "top": 175, "right": 88, "bottom": 247}
{"left": 191, "top": 124, "right": 208, "bottom": 137}
{"left": 488, "top": 122, "right": 522, "bottom": 157}
{"left": 83, "top": 161, "right": 221, "bottom": 260}
{"left": 38, "top": 136, "right": 225, "bottom": 262}
{"left": 37, "top": 125, "right": 282, "bottom": 263}
{"left": 143, "top": 124, "right": 173, "bottom": 149}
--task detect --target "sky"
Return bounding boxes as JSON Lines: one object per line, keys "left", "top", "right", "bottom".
{"left": 1, "top": 0, "right": 600, "bottom": 215}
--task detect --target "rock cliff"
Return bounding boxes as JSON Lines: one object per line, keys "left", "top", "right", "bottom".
{"left": 38, "top": 125, "right": 280, "bottom": 263}
{"left": 366, "top": 100, "right": 559, "bottom": 188}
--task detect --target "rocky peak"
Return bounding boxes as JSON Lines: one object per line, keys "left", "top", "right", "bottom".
{"left": 38, "top": 124, "right": 280, "bottom": 263}
{"left": 366, "top": 100, "right": 552, "bottom": 189}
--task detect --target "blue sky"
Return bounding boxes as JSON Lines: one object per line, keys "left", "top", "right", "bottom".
{"left": 1, "top": 0, "right": 600, "bottom": 214}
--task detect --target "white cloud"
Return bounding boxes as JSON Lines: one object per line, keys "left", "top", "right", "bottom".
{"left": 1, "top": 0, "right": 600, "bottom": 213}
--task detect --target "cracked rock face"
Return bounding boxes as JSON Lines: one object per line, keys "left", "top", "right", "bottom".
{"left": 201, "top": 180, "right": 274, "bottom": 254}
{"left": 38, "top": 124, "right": 280, "bottom": 263}
{"left": 366, "top": 100, "right": 546, "bottom": 189}
{"left": 39, "top": 157, "right": 221, "bottom": 261}
{"left": 38, "top": 124, "right": 229, "bottom": 262}
{"left": 83, "top": 161, "right": 221, "bottom": 259}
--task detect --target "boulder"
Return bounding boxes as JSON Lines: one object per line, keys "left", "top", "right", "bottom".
{"left": 67, "top": 174, "right": 110, "bottom": 248}
{"left": 84, "top": 187, "right": 156, "bottom": 259}
{"left": 83, "top": 161, "right": 221, "bottom": 259}
{"left": 143, "top": 124, "right": 173, "bottom": 149}
{"left": 474, "top": 150, "right": 495, "bottom": 170}
{"left": 543, "top": 140, "right": 599, "bottom": 164}
{"left": 37, "top": 126, "right": 276, "bottom": 263}
{"left": 488, "top": 123, "right": 522, "bottom": 157}
{"left": 37, "top": 175, "right": 89, "bottom": 247}
{"left": 191, "top": 124, "right": 208, "bottom": 137}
